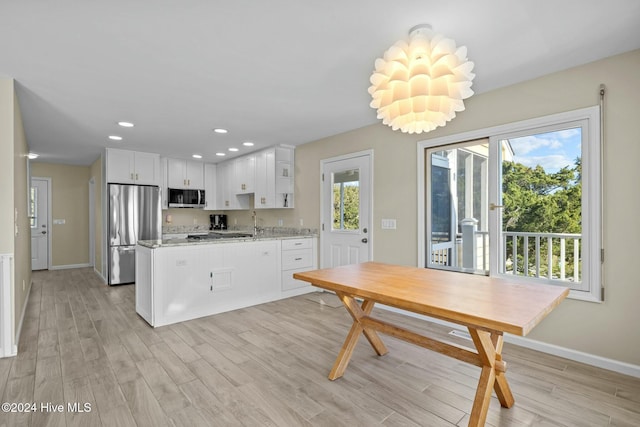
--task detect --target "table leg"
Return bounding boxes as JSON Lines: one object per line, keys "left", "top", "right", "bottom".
{"left": 467, "top": 328, "right": 515, "bottom": 427}
{"left": 328, "top": 293, "right": 388, "bottom": 380}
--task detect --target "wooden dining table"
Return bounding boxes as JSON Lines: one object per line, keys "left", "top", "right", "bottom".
{"left": 293, "top": 262, "right": 569, "bottom": 427}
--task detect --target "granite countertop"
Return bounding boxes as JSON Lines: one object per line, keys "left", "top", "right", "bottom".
{"left": 139, "top": 227, "right": 317, "bottom": 249}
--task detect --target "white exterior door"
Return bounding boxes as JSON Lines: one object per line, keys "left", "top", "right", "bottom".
{"left": 30, "top": 178, "right": 49, "bottom": 270}
{"left": 320, "top": 151, "right": 372, "bottom": 268}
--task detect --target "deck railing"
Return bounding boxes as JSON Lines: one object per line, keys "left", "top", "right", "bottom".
{"left": 503, "top": 231, "right": 581, "bottom": 282}
{"left": 430, "top": 228, "right": 582, "bottom": 283}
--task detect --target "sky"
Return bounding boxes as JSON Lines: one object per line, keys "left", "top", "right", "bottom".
{"left": 506, "top": 127, "right": 581, "bottom": 173}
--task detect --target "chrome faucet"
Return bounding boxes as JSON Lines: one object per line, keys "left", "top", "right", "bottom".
{"left": 252, "top": 210, "right": 258, "bottom": 237}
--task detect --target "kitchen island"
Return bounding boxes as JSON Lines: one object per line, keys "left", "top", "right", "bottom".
{"left": 135, "top": 232, "right": 317, "bottom": 327}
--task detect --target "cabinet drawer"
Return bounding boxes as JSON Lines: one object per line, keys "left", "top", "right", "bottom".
{"left": 282, "top": 268, "right": 313, "bottom": 291}
{"left": 282, "top": 238, "right": 312, "bottom": 251}
{"left": 281, "top": 249, "right": 312, "bottom": 270}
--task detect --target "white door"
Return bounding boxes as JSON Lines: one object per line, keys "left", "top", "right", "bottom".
{"left": 320, "top": 152, "right": 372, "bottom": 268}
{"left": 30, "top": 178, "right": 49, "bottom": 270}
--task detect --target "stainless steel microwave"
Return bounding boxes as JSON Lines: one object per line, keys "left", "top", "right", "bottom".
{"left": 168, "top": 188, "right": 205, "bottom": 208}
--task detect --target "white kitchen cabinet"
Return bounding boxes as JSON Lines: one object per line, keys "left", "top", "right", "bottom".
{"left": 136, "top": 239, "right": 284, "bottom": 327}
{"left": 203, "top": 163, "right": 217, "bottom": 210}
{"left": 275, "top": 146, "right": 294, "bottom": 208}
{"left": 255, "top": 148, "right": 276, "bottom": 208}
{"left": 281, "top": 237, "right": 317, "bottom": 292}
{"left": 106, "top": 148, "right": 160, "bottom": 185}
{"left": 254, "top": 145, "right": 294, "bottom": 209}
{"left": 233, "top": 154, "right": 255, "bottom": 195}
{"left": 167, "top": 158, "right": 205, "bottom": 189}
{"left": 160, "top": 157, "right": 168, "bottom": 209}
{"left": 216, "top": 160, "right": 249, "bottom": 210}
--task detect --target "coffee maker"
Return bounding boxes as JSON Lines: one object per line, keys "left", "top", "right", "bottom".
{"left": 210, "top": 214, "right": 227, "bottom": 230}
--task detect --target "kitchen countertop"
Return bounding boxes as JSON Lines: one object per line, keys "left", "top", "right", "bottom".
{"left": 138, "top": 230, "right": 317, "bottom": 249}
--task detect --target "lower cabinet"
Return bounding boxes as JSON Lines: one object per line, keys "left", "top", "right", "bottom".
{"left": 281, "top": 238, "right": 317, "bottom": 291}
{"left": 136, "top": 237, "right": 317, "bottom": 327}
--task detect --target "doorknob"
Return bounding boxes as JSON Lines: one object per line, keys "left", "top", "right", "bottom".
{"left": 41, "top": 231, "right": 47, "bottom": 234}
{"left": 361, "top": 238, "right": 368, "bottom": 243}
{"left": 490, "top": 203, "right": 504, "bottom": 211}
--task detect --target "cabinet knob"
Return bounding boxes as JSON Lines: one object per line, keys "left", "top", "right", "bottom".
{"left": 130, "top": 173, "right": 134, "bottom": 179}
{"left": 136, "top": 173, "right": 139, "bottom": 180}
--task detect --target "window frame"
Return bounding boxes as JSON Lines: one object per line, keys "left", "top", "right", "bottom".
{"left": 417, "top": 106, "right": 602, "bottom": 302}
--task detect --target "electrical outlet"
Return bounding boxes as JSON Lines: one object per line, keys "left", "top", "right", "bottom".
{"left": 299, "top": 218, "right": 304, "bottom": 226}
{"left": 278, "top": 219, "right": 283, "bottom": 226}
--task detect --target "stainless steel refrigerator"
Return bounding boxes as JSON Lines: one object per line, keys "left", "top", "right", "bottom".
{"left": 108, "top": 184, "right": 161, "bottom": 285}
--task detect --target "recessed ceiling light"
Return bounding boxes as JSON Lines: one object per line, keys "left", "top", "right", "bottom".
{"left": 192, "top": 154, "right": 202, "bottom": 159}
{"left": 228, "top": 148, "right": 239, "bottom": 152}
{"left": 118, "top": 121, "right": 134, "bottom": 128}
{"left": 108, "top": 135, "right": 123, "bottom": 141}
{"left": 216, "top": 152, "right": 226, "bottom": 156}
{"left": 27, "top": 153, "right": 39, "bottom": 159}
{"left": 242, "top": 141, "right": 254, "bottom": 147}
{"left": 213, "top": 128, "right": 228, "bottom": 134}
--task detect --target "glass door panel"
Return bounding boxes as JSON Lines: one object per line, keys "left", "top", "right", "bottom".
{"left": 426, "top": 139, "right": 490, "bottom": 274}
{"left": 498, "top": 125, "right": 584, "bottom": 288}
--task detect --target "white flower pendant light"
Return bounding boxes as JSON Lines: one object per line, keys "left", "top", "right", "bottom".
{"left": 368, "top": 24, "right": 475, "bottom": 134}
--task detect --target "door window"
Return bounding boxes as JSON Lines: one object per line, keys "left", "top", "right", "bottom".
{"left": 332, "top": 169, "right": 360, "bottom": 231}
{"left": 30, "top": 186, "right": 38, "bottom": 228}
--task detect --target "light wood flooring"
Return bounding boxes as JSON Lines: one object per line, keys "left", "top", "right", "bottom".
{"left": 1, "top": 268, "right": 639, "bottom": 426}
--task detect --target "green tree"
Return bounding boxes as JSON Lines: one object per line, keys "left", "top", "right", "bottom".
{"left": 333, "top": 183, "right": 359, "bottom": 230}
{"left": 502, "top": 158, "right": 581, "bottom": 279}
{"left": 502, "top": 159, "right": 581, "bottom": 233}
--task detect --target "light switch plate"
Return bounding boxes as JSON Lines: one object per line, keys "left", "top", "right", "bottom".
{"left": 53, "top": 219, "right": 66, "bottom": 225}
{"left": 381, "top": 219, "right": 397, "bottom": 229}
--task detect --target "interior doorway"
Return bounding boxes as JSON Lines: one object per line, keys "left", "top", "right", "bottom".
{"left": 30, "top": 177, "right": 51, "bottom": 270}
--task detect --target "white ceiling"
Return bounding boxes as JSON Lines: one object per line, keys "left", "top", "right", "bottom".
{"left": 2, "top": 0, "right": 639, "bottom": 166}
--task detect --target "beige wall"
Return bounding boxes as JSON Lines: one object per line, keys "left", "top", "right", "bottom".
{"left": 13, "top": 86, "right": 30, "bottom": 335}
{"left": 89, "top": 157, "right": 102, "bottom": 277}
{"left": 0, "top": 79, "right": 13, "bottom": 254}
{"left": 30, "top": 163, "right": 90, "bottom": 267}
{"left": 0, "top": 77, "right": 32, "bottom": 341}
{"left": 251, "top": 50, "right": 640, "bottom": 366}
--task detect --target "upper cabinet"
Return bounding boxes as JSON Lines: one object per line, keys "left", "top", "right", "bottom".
{"left": 272, "top": 146, "right": 295, "bottom": 209}
{"left": 216, "top": 145, "right": 294, "bottom": 209}
{"left": 167, "top": 159, "right": 205, "bottom": 189}
{"left": 233, "top": 154, "right": 256, "bottom": 195}
{"left": 203, "top": 163, "right": 217, "bottom": 211}
{"left": 106, "top": 148, "right": 160, "bottom": 186}
{"left": 216, "top": 161, "right": 250, "bottom": 210}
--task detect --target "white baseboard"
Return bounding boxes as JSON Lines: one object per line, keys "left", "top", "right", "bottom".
{"left": 93, "top": 266, "right": 106, "bottom": 283}
{"left": 49, "top": 263, "right": 91, "bottom": 270}
{"left": 0, "top": 253, "right": 15, "bottom": 358}
{"left": 378, "top": 304, "right": 640, "bottom": 379}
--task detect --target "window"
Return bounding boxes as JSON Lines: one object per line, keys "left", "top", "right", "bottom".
{"left": 418, "top": 106, "right": 602, "bottom": 302}
{"left": 30, "top": 186, "right": 38, "bottom": 228}
{"left": 332, "top": 168, "right": 360, "bottom": 231}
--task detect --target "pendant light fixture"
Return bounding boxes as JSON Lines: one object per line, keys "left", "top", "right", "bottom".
{"left": 368, "top": 24, "right": 475, "bottom": 134}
